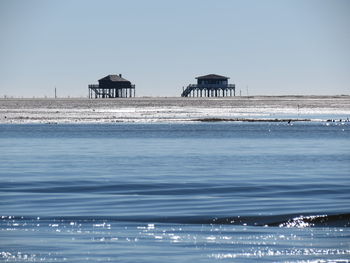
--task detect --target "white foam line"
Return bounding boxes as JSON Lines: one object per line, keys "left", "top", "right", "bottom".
{"left": 1, "top": 105, "right": 349, "bottom": 124}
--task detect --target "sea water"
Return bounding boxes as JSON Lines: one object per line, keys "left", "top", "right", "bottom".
{"left": 0, "top": 122, "right": 349, "bottom": 262}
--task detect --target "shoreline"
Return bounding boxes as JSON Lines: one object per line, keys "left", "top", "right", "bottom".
{"left": 1, "top": 96, "right": 349, "bottom": 124}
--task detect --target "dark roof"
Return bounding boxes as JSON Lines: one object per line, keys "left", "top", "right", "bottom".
{"left": 196, "top": 74, "right": 229, "bottom": 80}
{"left": 99, "top": 74, "right": 130, "bottom": 82}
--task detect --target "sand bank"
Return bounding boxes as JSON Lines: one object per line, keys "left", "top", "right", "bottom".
{"left": 0, "top": 96, "right": 349, "bottom": 123}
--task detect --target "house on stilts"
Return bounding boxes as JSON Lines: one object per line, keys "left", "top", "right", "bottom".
{"left": 88, "top": 74, "right": 135, "bottom": 98}
{"left": 181, "top": 74, "right": 235, "bottom": 97}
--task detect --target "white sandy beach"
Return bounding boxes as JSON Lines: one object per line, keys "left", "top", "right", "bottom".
{"left": 0, "top": 96, "right": 349, "bottom": 123}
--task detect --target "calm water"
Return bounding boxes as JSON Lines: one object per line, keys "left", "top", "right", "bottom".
{"left": 0, "top": 122, "right": 349, "bottom": 262}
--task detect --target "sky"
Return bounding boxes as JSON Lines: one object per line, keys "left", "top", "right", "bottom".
{"left": 0, "top": 0, "right": 349, "bottom": 98}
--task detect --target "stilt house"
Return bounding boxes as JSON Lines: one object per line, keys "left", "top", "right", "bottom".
{"left": 181, "top": 74, "right": 235, "bottom": 97}
{"left": 88, "top": 74, "right": 135, "bottom": 98}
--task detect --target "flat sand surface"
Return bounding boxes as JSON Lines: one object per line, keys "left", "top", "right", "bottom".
{"left": 1, "top": 96, "right": 349, "bottom": 123}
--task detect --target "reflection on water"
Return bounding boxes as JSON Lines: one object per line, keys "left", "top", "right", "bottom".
{"left": 1, "top": 217, "right": 349, "bottom": 262}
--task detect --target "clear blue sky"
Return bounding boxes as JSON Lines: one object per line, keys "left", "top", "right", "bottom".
{"left": 0, "top": 0, "right": 349, "bottom": 97}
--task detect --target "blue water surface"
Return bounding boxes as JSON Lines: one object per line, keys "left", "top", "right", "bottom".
{"left": 0, "top": 122, "right": 349, "bottom": 262}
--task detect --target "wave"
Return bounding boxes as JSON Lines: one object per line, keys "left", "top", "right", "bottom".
{"left": 2, "top": 213, "right": 349, "bottom": 228}
{"left": 2, "top": 181, "right": 347, "bottom": 196}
